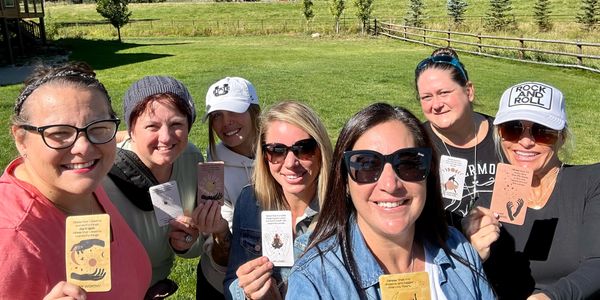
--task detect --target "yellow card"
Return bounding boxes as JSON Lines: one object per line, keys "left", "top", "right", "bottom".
{"left": 380, "top": 272, "right": 431, "bottom": 300}
{"left": 65, "top": 214, "right": 111, "bottom": 292}
{"left": 490, "top": 163, "right": 533, "bottom": 225}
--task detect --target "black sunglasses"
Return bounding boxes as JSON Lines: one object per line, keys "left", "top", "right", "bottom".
{"left": 262, "top": 138, "right": 319, "bottom": 164}
{"left": 498, "top": 120, "right": 560, "bottom": 145}
{"left": 415, "top": 55, "right": 468, "bottom": 81}
{"left": 344, "top": 147, "right": 432, "bottom": 184}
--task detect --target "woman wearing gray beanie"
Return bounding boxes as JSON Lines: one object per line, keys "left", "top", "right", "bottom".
{"left": 103, "top": 75, "right": 229, "bottom": 299}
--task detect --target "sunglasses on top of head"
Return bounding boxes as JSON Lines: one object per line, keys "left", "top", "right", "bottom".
{"left": 498, "top": 120, "right": 561, "bottom": 145}
{"left": 344, "top": 147, "right": 432, "bottom": 184}
{"left": 262, "top": 138, "right": 318, "bottom": 164}
{"left": 415, "top": 55, "right": 468, "bottom": 81}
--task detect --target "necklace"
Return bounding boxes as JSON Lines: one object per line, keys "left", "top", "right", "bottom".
{"left": 408, "top": 244, "right": 415, "bottom": 273}
{"left": 527, "top": 164, "right": 562, "bottom": 209}
{"left": 440, "top": 117, "right": 480, "bottom": 206}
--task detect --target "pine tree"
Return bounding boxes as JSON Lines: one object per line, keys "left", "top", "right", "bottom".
{"left": 354, "top": 0, "right": 374, "bottom": 34}
{"left": 447, "top": 0, "right": 468, "bottom": 26}
{"left": 533, "top": 0, "right": 552, "bottom": 31}
{"left": 303, "top": 0, "right": 315, "bottom": 24}
{"left": 484, "top": 0, "right": 515, "bottom": 31}
{"left": 404, "top": 0, "right": 425, "bottom": 28}
{"left": 330, "top": 0, "right": 346, "bottom": 33}
{"left": 576, "top": 0, "right": 600, "bottom": 30}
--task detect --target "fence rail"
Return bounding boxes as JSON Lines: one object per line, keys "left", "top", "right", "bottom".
{"left": 372, "top": 20, "right": 600, "bottom": 73}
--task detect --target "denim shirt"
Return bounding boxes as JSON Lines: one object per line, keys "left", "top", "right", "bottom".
{"left": 224, "top": 185, "right": 319, "bottom": 300}
{"left": 286, "top": 219, "right": 495, "bottom": 300}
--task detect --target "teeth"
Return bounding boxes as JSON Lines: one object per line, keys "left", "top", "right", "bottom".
{"left": 65, "top": 161, "right": 95, "bottom": 170}
{"left": 376, "top": 201, "right": 403, "bottom": 208}
{"left": 157, "top": 145, "right": 174, "bottom": 150}
{"left": 515, "top": 151, "right": 536, "bottom": 156}
{"left": 286, "top": 175, "right": 300, "bottom": 179}
{"left": 224, "top": 129, "right": 239, "bottom": 136}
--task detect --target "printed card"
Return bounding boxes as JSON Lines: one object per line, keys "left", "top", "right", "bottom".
{"left": 490, "top": 163, "right": 533, "bottom": 225}
{"left": 379, "top": 272, "right": 431, "bottom": 300}
{"left": 439, "top": 155, "right": 468, "bottom": 201}
{"left": 261, "top": 211, "right": 294, "bottom": 267}
{"left": 149, "top": 181, "right": 184, "bottom": 227}
{"left": 65, "top": 214, "right": 111, "bottom": 292}
{"left": 197, "top": 161, "right": 225, "bottom": 205}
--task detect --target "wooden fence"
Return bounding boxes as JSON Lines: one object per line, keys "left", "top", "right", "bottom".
{"left": 372, "top": 20, "right": 600, "bottom": 74}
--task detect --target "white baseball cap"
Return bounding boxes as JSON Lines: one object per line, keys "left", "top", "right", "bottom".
{"left": 493, "top": 82, "right": 567, "bottom": 130}
{"left": 203, "top": 77, "right": 259, "bottom": 122}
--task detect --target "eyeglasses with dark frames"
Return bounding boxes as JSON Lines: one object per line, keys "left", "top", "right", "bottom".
{"left": 262, "top": 138, "right": 319, "bottom": 164}
{"left": 415, "top": 55, "right": 468, "bottom": 81}
{"left": 498, "top": 120, "right": 561, "bottom": 145}
{"left": 344, "top": 147, "right": 432, "bottom": 184}
{"left": 19, "top": 118, "right": 121, "bottom": 150}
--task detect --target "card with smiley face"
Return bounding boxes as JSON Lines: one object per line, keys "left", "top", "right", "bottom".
{"left": 65, "top": 214, "right": 111, "bottom": 292}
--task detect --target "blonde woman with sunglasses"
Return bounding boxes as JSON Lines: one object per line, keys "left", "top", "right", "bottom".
{"left": 224, "top": 101, "right": 332, "bottom": 300}
{"left": 463, "top": 82, "right": 600, "bottom": 299}
{"left": 415, "top": 48, "right": 500, "bottom": 228}
{"left": 287, "top": 103, "right": 493, "bottom": 299}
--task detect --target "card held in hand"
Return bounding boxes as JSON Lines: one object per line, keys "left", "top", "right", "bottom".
{"left": 197, "top": 161, "right": 225, "bottom": 205}
{"left": 149, "top": 180, "right": 184, "bottom": 227}
{"left": 261, "top": 210, "right": 294, "bottom": 267}
{"left": 490, "top": 163, "right": 533, "bottom": 225}
{"left": 65, "top": 214, "right": 112, "bottom": 292}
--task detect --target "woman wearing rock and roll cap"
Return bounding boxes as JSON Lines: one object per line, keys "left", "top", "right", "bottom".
{"left": 463, "top": 82, "right": 600, "bottom": 299}
{"left": 196, "top": 77, "right": 261, "bottom": 299}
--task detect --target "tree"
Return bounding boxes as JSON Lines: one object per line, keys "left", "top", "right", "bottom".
{"left": 484, "top": 0, "right": 515, "bottom": 31}
{"left": 447, "top": 0, "right": 468, "bottom": 26}
{"left": 576, "top": 0, "right": 600, "bottom": 30}
{"left": 404, "top": 0, "right": 425, "bottom": 27}
{"left": 330, "top": 0, "right": 345, "bottom": 34}
{"left": 533, "top": 0, "right": 552, "bottom": 31}
{"left": 96, "top": 0, "right": 132, "bottom": 42}
{"left": 303, "top": 0, "right": 315, "bottom": 26}
{"left": 354, "top": 0, "right": 374, "bottom": 34}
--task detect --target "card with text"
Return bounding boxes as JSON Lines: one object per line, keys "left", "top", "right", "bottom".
{"left": 490, "top": 163, "right": 533, "bottom": 225}
{"left": 439, "top": 155, "right": 468, "bottom": 201}
{"left": 149, "top": 181, "right": 184, "bottom": 227}
{"left": 379, "top": 272, "right": 431, "bottom": 300}
{"left": 261, "top": 211, "right": 294, "bottom": 267}
{"left": 197, "top": 161, "right": 225, "bottom": 205}
{"left": 65, "top": 214, "right": 111, "bottom": 292}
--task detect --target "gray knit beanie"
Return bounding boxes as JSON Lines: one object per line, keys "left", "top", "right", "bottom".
{"left": 123, "top": 75, "right": 196, "bottom": 129}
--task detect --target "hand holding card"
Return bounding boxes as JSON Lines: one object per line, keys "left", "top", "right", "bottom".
{"left": 261, "top": 211, "right": 294, "bottom": 267}
{"left": 149, "top": 181, "right": 184, "bottom": 227}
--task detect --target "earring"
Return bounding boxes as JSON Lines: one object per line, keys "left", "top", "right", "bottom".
{"left": 22, "top": 153, "right": 27, "bottom": 159}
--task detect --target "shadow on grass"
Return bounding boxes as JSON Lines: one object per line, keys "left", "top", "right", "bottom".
{"left": 56, "top": 38, "right": 189, "bottom": 70}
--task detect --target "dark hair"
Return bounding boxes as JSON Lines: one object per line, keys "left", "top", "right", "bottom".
{"left": 13, "top": 61, "right": 115, "bottom": 123}
{"left": 128, "top": 93, "right": 192, "bottom": 131}
{"left": 414, "top": 47, "right": 470, "bottom": 100}
{"left": 207, "top": 103, "right": 261, "bottom": 159}
{"left": 306, "top": 103, "right": 448, "bottom": 295}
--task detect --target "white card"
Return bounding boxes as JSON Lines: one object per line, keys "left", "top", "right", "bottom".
{"left": 261, "top": 211, "right": 294, "bottom": 267}
{"left": 439, "top": 155, "right": 469, "bottom": 201}
{"left": 149, "top": 181, "right": 184, "bottom": 227}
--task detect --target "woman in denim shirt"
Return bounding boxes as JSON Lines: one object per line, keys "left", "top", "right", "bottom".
{"left": 287, "top": 103, "right": 494, "bottom": 299}
{"left": 224, "top": 101, "right": 333, "bottom": 300}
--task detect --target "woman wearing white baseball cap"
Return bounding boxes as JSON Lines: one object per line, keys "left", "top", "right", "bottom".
{"left": 197, "top": 77, "right": 261, "bottom": 299}
{"left": 463, "top": 82, "right": 600, "bottom": 299}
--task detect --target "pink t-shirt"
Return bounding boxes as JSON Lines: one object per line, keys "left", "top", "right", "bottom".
{"left": 0, "top": 158, "right": 151, "bottom": 299}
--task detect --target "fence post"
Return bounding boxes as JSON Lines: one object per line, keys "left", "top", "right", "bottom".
{"left": 374, "top": 18, "right": 378, "bottom": 35}
{"left": 519, "top": 37, "right": 525, "bottom": 59}
{"left": 403, "top": 24, "right": 407, "bottom": 39}
{"left": 477, "top": 33, "right": 482, "bottom": 53}
{"left": 423, "top": 28, "right": 426, "bottom": 43}
{"left": 447, "top": 28, "right": 451, "bottom": 47}
{"left": 577, "top": 41, "right": 583, "bottom": 65}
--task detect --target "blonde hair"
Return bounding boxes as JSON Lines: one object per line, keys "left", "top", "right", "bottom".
{"left": 253, "top": 101, "right": 333, "bottom": 211}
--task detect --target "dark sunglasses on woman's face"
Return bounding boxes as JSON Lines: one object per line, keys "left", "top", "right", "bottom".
{"left": 262, "top": 138, "right": 318, "bottom": 164}
{"left": 498, "top": 120, "right": 560, "bottom": 145}
{"left": 344, "top": 147, "right": 432, "bottom": 184}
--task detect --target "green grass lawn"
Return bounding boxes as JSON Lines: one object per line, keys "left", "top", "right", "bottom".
{"left": 1, "top": 34, "right": 599, "bottom": 298}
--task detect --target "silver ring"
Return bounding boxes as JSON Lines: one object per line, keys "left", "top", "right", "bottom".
{"left": 185, "top": 234, "right": 193, "bottom": 243}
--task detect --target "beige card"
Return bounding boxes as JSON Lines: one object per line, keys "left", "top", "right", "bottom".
{"left": 490, "top": 163, "right": 534, "bottom": 225}
{"left": 380, "top": 272, "right": 431, "bottom": 300}
{"left": 197, "top": 161, "right": 225, "bottom": 205}
{"left": 65, "top": 214, "right": 111, "bottom": 292}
